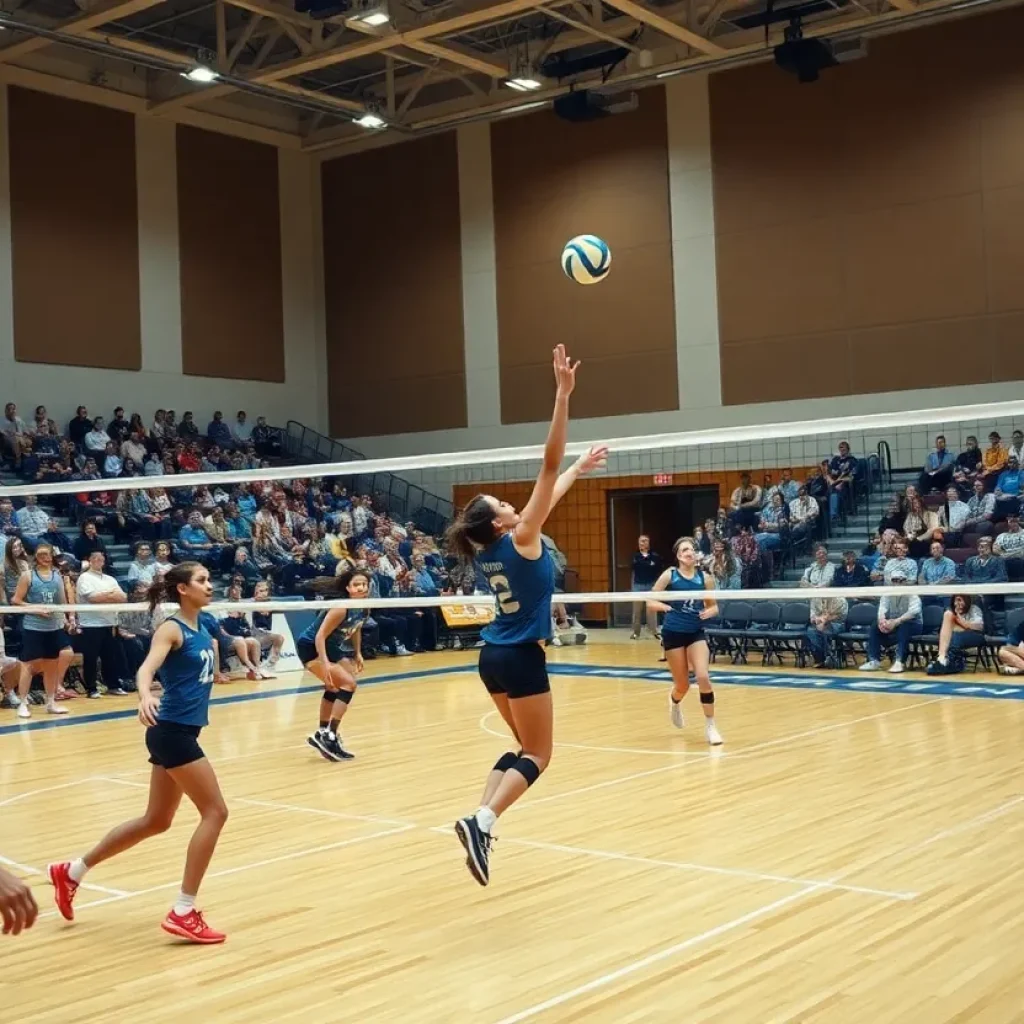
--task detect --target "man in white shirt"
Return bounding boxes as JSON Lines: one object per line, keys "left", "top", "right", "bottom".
{"left": 994, "top": 513, "right": 1024, "bottom": 580}
{"left": 75, "top": 552, "right": 129, "bottom": 697}
{"left": 940, "top": 484, "right": 969, "bottom": 544}
{"left": 231, "top": 411, "right": 253, "bottom": 448}
{"left": 859, "top": 570, "right": 922, "bottom": 673}
{"left": 15, "top": 496, "right": 49, "bottom": 548}
{"left": 789, "top": 486, "right": 819, "bottom": 540}
{"left": 799, "top": 544, "right": 835, "bottom": 588}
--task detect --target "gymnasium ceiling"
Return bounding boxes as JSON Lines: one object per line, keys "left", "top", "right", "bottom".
{"left": 0, "top": 0, "right": 1013, "bottom": 155}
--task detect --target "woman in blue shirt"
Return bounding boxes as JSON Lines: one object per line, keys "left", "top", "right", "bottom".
{"left": 648, "top": 537, "right": 723, "bottom": 746}
{"left": 444, "top": 345, "right": 606, "bottom": 887}
{"left": 48, "top": 561, "right": 228, "bottom": 945}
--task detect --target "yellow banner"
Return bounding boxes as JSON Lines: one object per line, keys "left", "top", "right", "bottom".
{"left": 441, "top": 604, "right": 495, "bottom": 627}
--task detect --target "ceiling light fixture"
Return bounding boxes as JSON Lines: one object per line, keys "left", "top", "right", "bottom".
{"left": 182, "top": 65, "right": 218, "bottom": 83}
{"left": 505, "top": 77, "right": 542, "bottom": 92}
{"left": 354, "top": 113, "right": 387, "bottom": 129}
{"left": 349, "top": 2, "right": 389, "bottom": 26}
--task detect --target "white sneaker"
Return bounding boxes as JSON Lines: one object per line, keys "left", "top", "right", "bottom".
{"left": 859, "top": 660, "right": 882, "bottom": 671}
{"left": 16, "top": 701, "right": 30, "bottom": 719}
{"left": 669, "top": 693, "right": 684, "bottom": 729}
{"left": 396, "top": 644, "right": 413, "bottom": 657}
{"left": 46, "top": 701, "right": 69, "bottom": 716}
{"left": 705, "top": 721, "right": 723, "bottom": 746}
{"left": 550, "top": 635, "right": 563, "bottom": 647}
{"left": 889, "top": 660, "right": 904, "bottom": 674}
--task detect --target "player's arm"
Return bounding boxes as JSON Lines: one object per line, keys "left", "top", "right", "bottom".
{"left": 646, "top": 569, "right": 675, "bottom": 616}
{"left": 315, "top": 608, "right": 348, "bottom": 670}
{"left": 351, "top": 622, "right": 364, "bottom": 672}
{"left": 548, "top": 445, "right": 609, "bottom": 513}
{"left": 699, "top": 572, "right": 719, "bottom": 620}
{"left": 514, "top": 345, "right": 578, "bottom": 553}
{"left": 0, "top": 865, "right": 37, "bottom": 936}
{"left": 137, "top": 619, "right": 182, "bottom": 726}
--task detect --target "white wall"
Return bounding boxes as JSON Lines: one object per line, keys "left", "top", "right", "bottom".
{"left": 0, "top": 88, "right": 327, "bottom": 435}
{"left": 335, "top": 75, "right": 1024, "bottom": 501}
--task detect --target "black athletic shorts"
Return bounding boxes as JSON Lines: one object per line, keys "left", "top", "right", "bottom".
{"left": 146, "top": 721, "right": 205, "bottom": 770}
{"left": 479, "top": 642, "right": 550, "bottom": 699}
{"left": 19, "top": 629, "right": 72, "bottom": 663}
{"left": 297, "top": 639, "right": 347, "bottom": 665}
{"left": 662, "top": 629, "right": 707, "bottom": 652}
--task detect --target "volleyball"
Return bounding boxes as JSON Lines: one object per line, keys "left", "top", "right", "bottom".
{"left": 561, "top": 234, "right": 611, "bottom": 285}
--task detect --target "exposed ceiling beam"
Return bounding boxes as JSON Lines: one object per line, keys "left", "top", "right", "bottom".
{"left": 887, "top": 0, "right": 917, "bottom": 9}
{"left": 405, "top": 39, "right": 507, "bottom": 76}
{"left": 538, "top": 4, "right": 643, "bottom": 50}
{"left": 598, "top": 0, "right": 725, "bottom": 52}
{"left": 0, "top": 0, "right": 166, "bottom": 63}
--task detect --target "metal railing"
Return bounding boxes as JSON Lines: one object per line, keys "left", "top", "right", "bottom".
{"left": 283, "top": 420, "right": 454, "bottom": 533}
{"left": 876, "top": 440, "right": 893, "bottom": 485}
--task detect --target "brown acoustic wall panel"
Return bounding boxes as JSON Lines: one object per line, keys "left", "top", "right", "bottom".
{"left": 8, "top": 87, "right": 140, "bottom": 370}
{"left": 712, "top": 6, "right": 1024, "bottom": 405}
{"left": 321, "top": 133, "right": 466, "bottom": 437}
{"left": 177, "top": 126, "right": 284, "bottom": 382}
{"left": 492, "top": 88, "right": 677, "bottom": 424}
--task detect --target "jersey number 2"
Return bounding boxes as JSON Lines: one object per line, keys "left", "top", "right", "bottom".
{"left": 199, "top": 650, "right": 215, "bottom": 684}
{"left": 490, "top": 575, "right": 520, "bottom": 616}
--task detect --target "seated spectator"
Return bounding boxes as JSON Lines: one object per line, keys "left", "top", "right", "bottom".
{"left": 980, "top": 431, "right": 1008, "bottom": 492}
{"left": 0, "top": 498, "right": 19, "bottom": 546}
{"left": 805, "top": 593, "right": 848, "bottom": 669}
{"left": 68, "top": 405, "right": 91, "bottom": 449}
{"left": 15, "top": 496, "right": 49, "bottom": 552}
{"left": 177, "top": 411, "right": 200, "bottom": 441}
{"left": 1, "top": 402, "right": 28, "bottom": 468}
{"left": 754, "top": 491, "right": 788, "bottom": 552}
{"left": 177, "top": 444, "right": 201, "bottom": 474}
{"left": 27, "top": 404, "right": 58, "bottom": 438}
{"left": 219, "top": 589, "right": 274, "bottom": 680}
{"left": 277, "top": 548, "right": 320, "bottom": 594}
{"left": 39, "top": 519, "right": 72, "bottom": 557}
{"left": 997, "top": 614, "right": 1024, "bottom": 675}
{"left": 249, "top": 580, "right": 285, "bottom": 666}
{"left": 859, "top": 570, "right": 922, "bottom": 673}
{"left": 207, "top": 411, "right": 233, "bottom": 448}
{"left": 83, "top": 416, "right": 111, "bottom": 461}
{"left": 964, "top": 477, "right": 996, "bottom": 532}
{"left": 106, "top": 407, "right": 129, "bottom": 444}
{"left": 730, "top": 525, "right": 765, "bottom": 588}
{"left": 859, "top": 531, "right": 887, "bottom": 574}
{"left": 251, "top": 416, "right": 279, "bottom": 457}
{"left": 116, "top": 582, "right": 153, "bottom": 686}
{"left": 153, "top": 540, "right": 174, "bottom": 576}
{"left": 938, "top": 485, "right": 969, "bottom": 547}
{"left": 72, "top": 520, "right": 112, "bottom": 569}
{"left": 903, "top": 494, "right": 940, "bottom": 559}
{"left": 728, "top": 473, "right": 762, "bottom": 530}
{"left": 872, "top": 537, "right": 917, "bottom": 585}
{"left": 127, "top": 541, "right": 157, "bottom": 587}
{"left": 805, "top": 464, "right": 830, "bottom": 523}
{"left": 927, "top": 594, "right": 984, "bottom": 674}
{"left": 230, "top": 547, "right": 263, "bottom": 591}
{"left": 994, "top": 513, "right": 1024, "bottom": 580}
{"left": 121, "top": 430, "right": 147, "bottom": 466}
{"left": 993, "top": 455, "right": 1024, "bottom": 520}
{"left": 709, "top": 537, "right": 742, "bottom": 590}
{"left": 231, "top": 411, "right": 253, "bottom": 449}
{"left": 1010, "top": 430, "right": 1024, "bottom": 463}
{"left": 877, "top": 494, "right": 906, "bottom": 536}
{"left": 143, "top": 452, "right": 162, "bottom": 476}
{"left": 767, "top": 468, "right": 799, "bottom": 505}
{"left": 102, "top": 442, "right": 123, "bottom": 479}
{"left": 799, "top": 544, "right": 835, "bottom": 588}
{"left": 953, "top": 435, "right": 982, "bottom": 497}
{"left": 962, "top": 535, "right": 1007, "bottom": 584}
{"left": 826, "top": 441, "right": 857, "bottom": 520}
{"left": 918, "top": 540, "right": 957, "bottom": 588}
{"left": 919, "top": 435, "right": 955, "bottom": 494}
{"left": 834, "top": 550, "right": 870, "bottom": 588}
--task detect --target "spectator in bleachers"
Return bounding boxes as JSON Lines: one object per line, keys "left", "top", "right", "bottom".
{"left": 251, "top": 416, "right": 279, "bottom": 457}
{"left": 754, "top": 491, "right": 788, "bottom": 553}
{"left": 67, "top": 405, "right": 90, "bottom": 449}
{"left": 927, "top": 595, "right": 984, "bottom": 674}
{"left": 994, "top": 513, "right": 1024, "bottom": 580}
{"left": 708, "top": 537, "right": 741, "bottom": 590}
{"left": 38, "top": 518, "right": 72, "bottom": 555}
{"left": 877, "top": 494, "right": 906, "bottom": 536}
{"left": 903, "top": 494, "right": 940, "bottom": 559}
{"left": 731, "top": 525, "right": 765, "bottom": 588}
{"left": 876, "top": 536, "right": 917, "bottom": 584}
{"left": 107, "top": 408, "right": 130, "bottom": 444}
{"left": 918, "top": 540, "right": 957, "bottom": 589}
{"left": 799, "top": 544, "right": 835, "bottom": 588}
{"left": 27, "top": 405, "right": 57, "bottom": 437}
{"left": 728, "top": 473, "right": 762, "bottom": 530}
{"left": 72, "top": 520, "right": 113, "bottom": 569}
{"left": 1, "top": 402, "right": 28, "bottom": 468}
{"left": 980, "top": 431, "right": 1008, "bottom": 492}
{"left": 805, "top": 593, "right": 848, "bottom": 669}
{"left": 75, "top": 551, "right": 130, "bottom": 697}
{"left": 121, "top": 430, "right": 147, "bottom": 466}
{"left": 126, "top": 541, "right": 157, "bottom": 587}
{"left": 997, "top": 616, "right": 1024, "bottom": 675}
{"left": 0, "top": 499, "right": 18, "bottom": 547}
{"left": 953, "top": 435, "right": 982, "bottom": 496}
{"left": 153, "top": 540, "right": 174, "bottom": 576}
{"left": 939, "top": 485, "right": 969, "bottom": 547}
{"left": 964, "top": 478, "right": 996, "bottom": 532}
{"left": 993, "top": 455, "right": 1024, "bottom": 520}
{"left": 962, "top": 536, "right": 1007, "bottom": 584}
{"left": 826, "top": 441, "right": 857, "bottom": 521}
{"left": 834, "top": 549, "right": 870, "bottom": 588}
{"left": 231, "top": 411, "right": 252, "bottom": 448}
{"left": 115, "top": 582, "right": 152, "bottom": 687}
{"left": 230, "top": 547, "right": 263, "bottom": 592}
{"left": 177, "top": 411, "right": 200, "bottom": 441}
{"left": 768, "top": 469, "right": 799, "bottom": 505}
{"left": 83, "top": 417, "right": 111, "bottom": 461}
{"left": 143, "top": 451, "right": 162, "bottom": 476}
{"left": 207, "top": 412, "right": 233, "bottom": 449}
{"left": 919, "top": 435, "right": 955, "bottom": 494}
{"left": 788, "top": 485, "right": 818, "bottom": 541}
{"left": 15, "top": 496, "right": 49, "bottom": 552}
{"left": 859, "top": 569, "right": 921, "bottom": 674}
{"left": 1009, "top": 430, "right": 1024, "bottom": 463}
{"left": 102, "top": 441, "right": 123, "bottom": 479}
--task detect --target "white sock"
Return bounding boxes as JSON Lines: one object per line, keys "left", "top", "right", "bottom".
{"left": 475, "top": 806, "right": 497, "bottom": 834}
{"left": 938, "top": 655, "right": 947, "bottom": 665}
{"left": 68, "top": 858, "right": 89, "bottom": 883}
{"left": 705, "top": 716, "right": 716, "bottom": 727}
{"left": 173, "top": 891, "right": 196, "bottom": 917}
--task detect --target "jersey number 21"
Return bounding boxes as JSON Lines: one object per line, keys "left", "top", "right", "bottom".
{"left": 199, "top": 649, "right": 215, "bottom": 684}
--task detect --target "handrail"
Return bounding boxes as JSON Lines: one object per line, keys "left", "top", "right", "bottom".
{"left": 876, "top": 440, "right": 892, "bottom": 485}
{"left": 282, "top": 420, "right": 454, "bottom": 530}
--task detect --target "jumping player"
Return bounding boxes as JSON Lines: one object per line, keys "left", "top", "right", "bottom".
{"left": 47, "top": 562, "right": 229, "bottom": 944}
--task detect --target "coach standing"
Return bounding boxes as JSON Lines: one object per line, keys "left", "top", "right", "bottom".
{"left": 630, "top": 535, "right": 662, "bottom": 639}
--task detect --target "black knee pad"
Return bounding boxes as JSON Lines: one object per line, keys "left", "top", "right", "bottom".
{"left": 323, "top": 688, "right": 340, "bottom": 702}
{"left": 493, "top": 751, "right": 519, "bottom": 773}
{"left": 336, "top": 688, "right": 354, "bottom": 705}
{"left": 513, "top": 756, "right": 542, "bottom": 787}
{"left": 700, "top": 691, "right": 715, "bottom": 706}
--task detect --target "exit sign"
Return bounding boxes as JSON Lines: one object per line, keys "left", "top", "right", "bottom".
{"left": 653, "top": 474, "right": 673, "bottom": 486}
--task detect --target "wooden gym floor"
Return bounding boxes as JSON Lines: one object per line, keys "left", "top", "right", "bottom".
{"left": 3, "top": 639, "right": 1024, "bottom": 1023}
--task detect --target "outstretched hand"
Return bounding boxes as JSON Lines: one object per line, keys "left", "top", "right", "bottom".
{"left": 577, "top": 444, "right": 609, "bottom": 474}
{"left": 0, "top": 866, "right": 37, "bottom": 936}
{"left": 553, "top": 344, "right": 580, "bottom": 399}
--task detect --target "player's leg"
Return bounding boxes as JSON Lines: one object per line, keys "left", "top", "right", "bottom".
{"left": 687, "top": 638, "right": 722, "bottom": 745}
{"left": 304, "top": 658, "right": 357, "bottom": 761}
{"left": 664, "top": 637, "right": 690, "bottom": 729}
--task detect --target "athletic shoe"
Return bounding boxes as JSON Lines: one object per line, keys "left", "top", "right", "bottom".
{"left": 630, "top": 632, "right": 639, "bottom": 640}
{"left": 86, "top": 691, "right": 102, "bottom": 699}
{"left": 16, "top": 702, "right": 30, "bottom": 720}
{"left": 307, "top": 731, "right": 340, "bottom": 762}
{"left": 47, "top": 862, "right": 79, "bottom": 921}
{"left": 889, "top": 660, "right": 904, "bottom": 674}
{"left": 325, "top": 733, "right": 355, "bottom": 761}
{"left": 161, "top": 908, "right": 226, "bottom": 944}
{"left": 258, "top": 669, "right": 276, "bottom": 680}
{"left": 669, "top": 693, "right": 684, "bottom": 729}
{"left": 859, "top": 660, "right": 882, "bottom": 671}
{"left": 454, "top": 815, "right": 492, "bottom": 887}
{"left": 46, "top": 701, "right": 69, "bottom": 716}
{"left": 1001, "top": 666, "right": 1023, "bottom": 675}
{"left": 705, "top": 721, "right": 724, "bottom": 746}
{"left": 396, "top": 644, "right": 413, "bottom": 657}
{"left": 105, "top": 687, "right": 129, "bottom": 696}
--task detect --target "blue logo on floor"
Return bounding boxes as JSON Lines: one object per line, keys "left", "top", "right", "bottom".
{"left": 550, "top": 663, "right": 1024, "bottom": 702}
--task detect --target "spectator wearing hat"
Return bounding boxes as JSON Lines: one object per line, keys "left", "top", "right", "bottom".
{"left": 859, "top": 569, "right": 922, "bottom": 673}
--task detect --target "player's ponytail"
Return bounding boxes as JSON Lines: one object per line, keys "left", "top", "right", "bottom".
{"left": 306, "top": 568, "right": 371, "bottom": 597}
{"left": 445, "top": 495, "right": 498, "bottom": 563}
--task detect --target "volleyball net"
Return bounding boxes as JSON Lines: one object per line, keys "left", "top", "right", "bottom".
{"left": 1, "top": 396, "right": 1022, "bottom": 620}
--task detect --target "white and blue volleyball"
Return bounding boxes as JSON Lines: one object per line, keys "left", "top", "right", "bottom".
{"left": 561, "top": 234, "right": 611, "bottom": 285}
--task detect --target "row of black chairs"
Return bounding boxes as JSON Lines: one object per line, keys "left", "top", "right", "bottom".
{"left": 704, "top": 599, "right": 1024, "bottom": 672}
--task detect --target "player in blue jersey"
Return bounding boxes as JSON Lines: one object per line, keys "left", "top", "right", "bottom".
{"left": 647, "top": 537, "right": 723, "bottom": 745}
{"left": 296, "top": 568, "right": 370, "bottom": 762}
{"left": 446, "top": 344, "right": 607, "bottom": 886}
{"left": 47, "top": 562, "right": 229, "bottom": 944}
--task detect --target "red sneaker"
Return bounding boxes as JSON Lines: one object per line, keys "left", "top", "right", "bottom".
{"left": 47, "top": 862, "right": 79, "bottom": 921}
{"left": 161, "top": 908, "right": 226, "bottom": 944}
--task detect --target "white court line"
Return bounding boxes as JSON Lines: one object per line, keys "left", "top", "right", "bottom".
{"left": 491, "top": 885, "right": 825, "bottom": 1024}
{"left": 910, "top": 794, "right": 1024, "bottom": 850}
{"left": 0, "top": 777, "right": 112, "bottom": 809}
{"left": 0, "top": 853, "right": 134, "bottom": 897}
